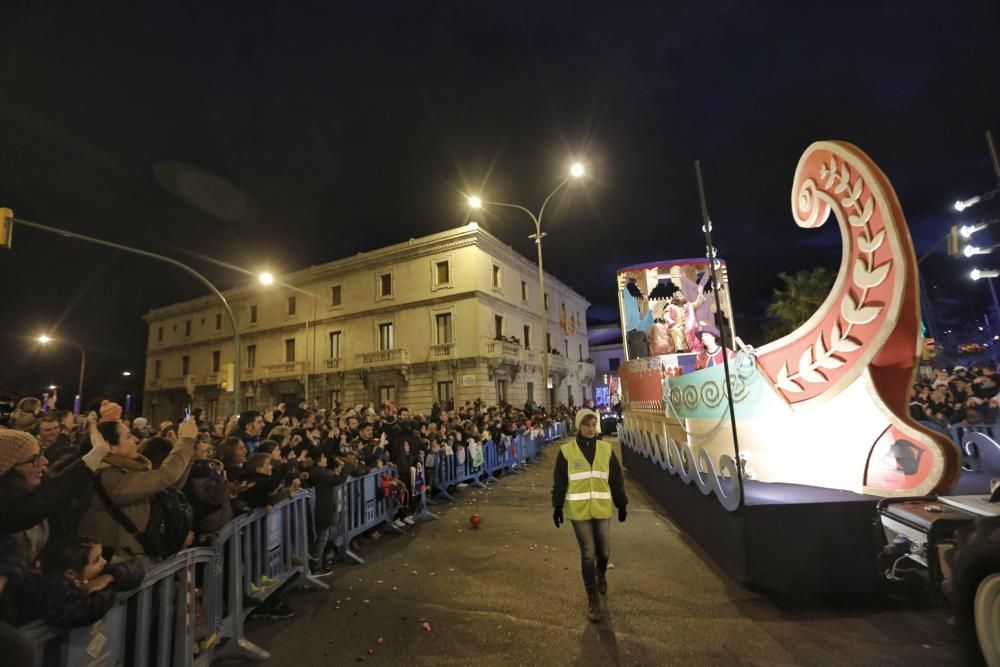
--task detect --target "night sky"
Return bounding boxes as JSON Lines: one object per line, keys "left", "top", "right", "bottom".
{"left": 1, "top": 1, "right": 999, "bottom": 404}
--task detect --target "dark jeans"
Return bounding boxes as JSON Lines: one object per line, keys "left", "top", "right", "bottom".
{"left": 571, "top": 518, "right": 611, "bottom": 592}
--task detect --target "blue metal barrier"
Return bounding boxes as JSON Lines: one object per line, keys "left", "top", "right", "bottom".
{"left": 432, "top": 445, "right": 487, "bottom": 500}
{"left": 20, "top": 547, "right": 215, "bottom": 667}
{"left": 18, "top": 490, "right": 322, "bottom": 666}
{"left": 340, "top": 467, "right": 405, "bottom": 564}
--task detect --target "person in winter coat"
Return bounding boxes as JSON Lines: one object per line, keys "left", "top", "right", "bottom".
{"left": 184, "top": 440, "right": 235, "bottom": 542}
{"left": 77, "top": 417, "right": 197, "bottom": 564}
{"left": 14, "top": 535, "right": 144, "bottom": 628}
{"left": 236, "top": 453, "right": 296, "bottom": 510}
{"left": 551, "top": 409, "right": 628, "bottom": 623}
{"left": 300, "top": 447, "right": 346, "bottom": 576}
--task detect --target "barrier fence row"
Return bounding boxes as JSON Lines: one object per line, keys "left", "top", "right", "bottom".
{"left": 17, "top": 421, "right": 571, "bottom": 666}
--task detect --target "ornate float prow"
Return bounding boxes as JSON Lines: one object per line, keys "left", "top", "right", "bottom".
{"left": 617, "top": 141, "right": 960, "bottom": 511}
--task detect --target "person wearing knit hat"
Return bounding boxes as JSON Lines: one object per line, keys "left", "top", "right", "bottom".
{"left": 0, "top": 429, "right": 40, "bottom": 478}
{"left": 551, "top": 409, "right": 628, "bottom": 623}
{"left": 99, "top": 400, "right": 123, "bottom": 423}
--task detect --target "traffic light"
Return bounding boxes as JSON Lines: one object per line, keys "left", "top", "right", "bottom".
{"left": 948, "top": 225, "right": 961, "bottom": 256}
{"left": 0, "top": 208, "right": 12, "bottom": 249}
{"left": 220, "top": 362, "right": 235, "bottom": 391}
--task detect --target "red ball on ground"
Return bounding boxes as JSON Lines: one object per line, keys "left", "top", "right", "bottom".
{"left": 470, "top": 513, "right": 481, "bottom": 528}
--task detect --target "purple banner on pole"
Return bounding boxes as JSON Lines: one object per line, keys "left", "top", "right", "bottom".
{"left": 73, "top": 394, "right": 81, "bottom": 416}
{"left": 125, "top": 393, "right": 132, "bottom": 415}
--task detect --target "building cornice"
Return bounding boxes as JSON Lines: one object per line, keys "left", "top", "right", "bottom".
{"left": 144, "top": 224, "right": 590, "bottom": 322}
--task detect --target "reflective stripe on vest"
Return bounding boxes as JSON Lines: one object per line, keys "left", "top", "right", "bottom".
{"left": 561, "top": 439, "right": 614, "bottom": 520}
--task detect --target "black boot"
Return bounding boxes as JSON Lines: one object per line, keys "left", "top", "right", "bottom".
{"left": 587, "top": 590, "right": 601, "bottom": 623}
{"left": 597, "top": 570, "right": 608, "bottom": 595}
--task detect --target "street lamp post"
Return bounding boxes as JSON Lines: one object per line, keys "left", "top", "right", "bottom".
{"left": 469, "top": 162, "right": 585, "bottom": 411}
{"left": 36, "top": 335, "right": 86, "bottom": 407}
{"left": 4, "top": 212, "right": 242, "bottom": 414}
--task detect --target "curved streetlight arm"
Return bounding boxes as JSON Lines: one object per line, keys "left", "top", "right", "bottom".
{"left": 11, "top": 216, "right": 242, "bottom": 415}
{"left": 477, "top": 177, "right": 573, "bottom": 411}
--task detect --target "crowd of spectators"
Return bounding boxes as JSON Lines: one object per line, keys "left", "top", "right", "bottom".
{"left": 0, "top": 391, "right": 582, "bottom": 661}
{"left": 909, "top": 364, "right": 1000, "bottom": 428}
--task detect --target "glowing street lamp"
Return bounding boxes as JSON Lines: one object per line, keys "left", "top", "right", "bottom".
{"left": 258, "top": 271, "right": 274, "bottom": 285}
{"left": 36, "top": 334, "right": 86, "bottom": 406}
{"left": 971, "top": 269, "right": 1000, "bottom": 280}
{"left": 464, "top": 160, "right": 588, "bottom": 410}
{"left": 122, "top": 371, "right": 132, "bottom": 377}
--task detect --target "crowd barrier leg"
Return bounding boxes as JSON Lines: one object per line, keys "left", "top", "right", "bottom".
{"left": 213, "top": 523, "right": 270, "bottom": 662}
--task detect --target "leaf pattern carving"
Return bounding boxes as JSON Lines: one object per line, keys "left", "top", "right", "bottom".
{"left": 779, "top": 151, "right": 891, "bottom": 393}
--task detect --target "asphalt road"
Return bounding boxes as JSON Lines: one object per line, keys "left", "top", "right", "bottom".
{"left": 227, "top": 437, "right": 966, "bottom": 666}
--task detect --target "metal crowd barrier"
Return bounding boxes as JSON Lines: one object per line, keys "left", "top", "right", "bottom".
{"left": 16, "top": 424, "right": 580, "bottom": 665}
{"left": 18, "top": 490, "right": 324, "bottom": 666}
{"left": 339, "top": 467, "right": 405, "bottom": 564}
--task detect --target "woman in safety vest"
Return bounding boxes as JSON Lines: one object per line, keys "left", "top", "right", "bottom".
{"left": 552, "top": 409, "right": 628, "bottom": 623}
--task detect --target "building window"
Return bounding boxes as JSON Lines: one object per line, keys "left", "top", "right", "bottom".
{"left": 181, "top": 355, "right": 190, "bottom": 375}
{"left": 329, "top": 389, "right": 342, "bottom": 410}
{"left": 212, "top": 350, "right": 221, "bottom": 373}
{"left": 564, "top": 339, "right": 569, "bottom": 356}
{"left": 526, "top": 381, "right": 534, "bottom": 403}
{"left": 492, "top": 263, "right": 502, "bottom": 289}
{"left": 579, "top": 344, "right": 583, "bottom": 361}
{"left": 379, "top": 272, "right": 393, "bottom": 298}
{"left": 378, "top": 385, "right": 396, "bottom": 405}
{"left": 331, "top": 285, "right": 342, "bottom": 307}
{"left": 436, "top": 260, "right": 450, "bottom": 285}
{"left": 246, "top": 344, "right": 257, "bottom": 369}
{"left": 329, "top": 331, "right": 342, "bottom": 359}
{"left": 285, "top": 338, "right": 296, "bottom": 363}
{"left": 437, "top": 381, "right": 454, "bottom": 405}
{"left": 609, "top": 357, "right": 620, "bottom": 372}
{"left": 544, "top": 293, "right": 549, "bottom": 311}
{"left": 288, "top": 296, "right": 296, "bottom": 316}
{"left": 249, "top": 305, "right": 258, "bottom": 324}
{"left": 157, "top": 326, "right": 163, "bottom": 342}
{"left": 184, "top": 320, "right": 191, "bottom": 337}
{"left": 523, "top": 325, "right": 531, "bottom": 350}
{"left": 521, "top": 280, "right": 528, "bottom": 301}
{"left": 378, "top": 322, "right": 394, "bottom": 351}
{"left": 154, "top": 359, "right": 161, "bottom": 380}
{"left": 436, "top": 313, "right": 453, "bottom": 344}
{"left": 496, "top": 378, "right": 509, "bottom": 403}
{"left": 494, "top": 315, "right": 504, "bottom": 339}
{"left": 546, "top": 333, "right": 552, "bottom": 352}
{"left": 215, "top": 313, "right": 222, "bottom": 330}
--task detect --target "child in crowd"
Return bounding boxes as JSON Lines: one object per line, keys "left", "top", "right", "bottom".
{"left": 15, "top": 536, "right": 143, "bottom": 628}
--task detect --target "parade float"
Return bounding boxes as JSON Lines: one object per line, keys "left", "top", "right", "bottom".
{"left": 614, "top": 140, "right": 1000, "bottom": 651}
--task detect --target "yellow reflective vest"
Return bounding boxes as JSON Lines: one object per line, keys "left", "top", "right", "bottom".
{"left": 561, "top": 439, "right": 614, "bottom": 520}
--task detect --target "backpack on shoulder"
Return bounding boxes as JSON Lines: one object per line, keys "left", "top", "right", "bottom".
{"left": 94, "top": 471, "right": 193, "bottom": 558}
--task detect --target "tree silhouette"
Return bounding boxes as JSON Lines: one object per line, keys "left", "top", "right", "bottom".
{"left": 763, "top": 267, "right": 836, "bottom": 341}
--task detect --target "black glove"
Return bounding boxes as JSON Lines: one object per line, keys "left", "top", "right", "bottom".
{"left": 553, "top": 508, "right": 563, "bottom": 528}
{"left": 618, "top": 507, "right": 627, "bottom": 523}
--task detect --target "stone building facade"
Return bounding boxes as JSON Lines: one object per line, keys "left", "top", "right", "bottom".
{"left": 142, "top": 224, "right": 594, "bottom": 423}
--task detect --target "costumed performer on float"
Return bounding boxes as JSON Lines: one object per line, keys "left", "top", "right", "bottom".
{"left": 551, "top": 409, "right": 628, "bottom": 623}
{"left": 694, "top": 324, "right": 735, "bottom": 370}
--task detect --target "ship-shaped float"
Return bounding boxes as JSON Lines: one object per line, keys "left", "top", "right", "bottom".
{"left": 614, "top": 141, "right": 965, "bottom": 593}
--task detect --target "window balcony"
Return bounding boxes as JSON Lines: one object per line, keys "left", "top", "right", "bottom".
{"left": 546, "top": 353, "right": 569, "bottom": 375}
{"left": 242, "top": 367, "right": 258, "bottom": 381}
{"left": 357, "top": 348, "right": 410, "bottom": 368}
{"left": 429, "top": 342, "right": 456, "bottom": 359}
{"left": 325, "top": 357, "right": 344, "bottom": 370}
{"left": 162, "top": 376, "right": 186, "bottom": 388}
{"left": 205, "top": 372, "right": 220, "bottom": 385}
{"left": 577, "top": 361, "right": 596, "bottom": 380}
{"left": 264, "top": 361, "right": 306, "bottom": 378}
{"left": 482, "top": 338, "right": 523, "bottom": 361}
